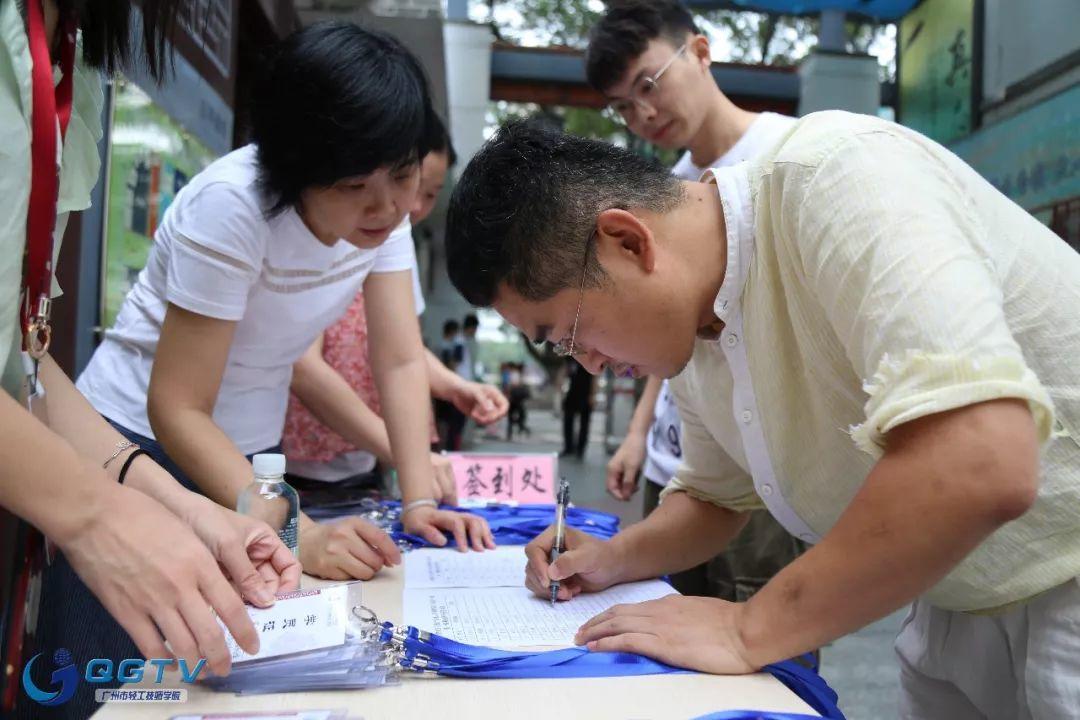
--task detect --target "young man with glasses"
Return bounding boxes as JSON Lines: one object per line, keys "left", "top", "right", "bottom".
{"left": 445, "top": 114, "right": 1080, "bottom": 717}
{"left": 587, "top": 0, "right": 804, "bottom": 603}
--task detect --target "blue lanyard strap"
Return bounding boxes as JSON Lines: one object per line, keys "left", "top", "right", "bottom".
{"left": 759, "top": 657, "right": 843, "bottom": 720}
{"left": 693, "top": 713, "right": 826, "bottom": 720}
{"left": 403, "top": 643, "right": 684, "bottom": 678}
{"left": 380, "top": 620, "right": 844, "bottom": 719}
{"left": 307, "top": 499, "right": 621, "bottom": 548}
{"left": 416, "top": 653, "right": 684, "bottom": 679}
{"left": 387, "top": 502, "right": 620, "bottom": 549}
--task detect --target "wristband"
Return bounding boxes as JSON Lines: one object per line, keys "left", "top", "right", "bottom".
{"left": 102, "top": 440, "right": 136, "bottom": 469}
{"left": 402, "top": 498, "right": 438, "bottom": 515}
{"left": 117, "top": 449, "right": 149, "bottom": 485}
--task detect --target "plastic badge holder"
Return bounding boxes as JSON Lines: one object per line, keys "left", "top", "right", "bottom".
{"left": 206, "top": 582, "right": 400, "bottom": 695}
{"left": 203, "top": 641, "right": 396, "bottom": 695}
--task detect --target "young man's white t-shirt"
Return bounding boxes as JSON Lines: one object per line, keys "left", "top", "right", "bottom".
{"left": 643, "top": 112, "right": 797, "bottom": 488}
{"left": 668, "top": 111, "right": 797, "bottom": 183}
{"left": 77, "top": 144, "right": 417, "bottom": 455}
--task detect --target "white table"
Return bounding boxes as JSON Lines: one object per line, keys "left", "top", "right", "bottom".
{"left": 94, "top": 561, "right": 820, "bottom": 719}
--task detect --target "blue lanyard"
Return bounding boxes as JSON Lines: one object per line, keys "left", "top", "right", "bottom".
{"left": 382, "top": 620, "right": 844, "bottom": 719}
{"left": 759, "top": 657, "right": 844, "bottom": 720}
{"left": 306, "top": 499, "right": 621, "bottom": 548}
{"left": 693, "top": 713, "right": 826, "bottom": 720}
{"left": 387, "top": 623, "right": 685, "bottom": 678}
{"left": 388, "top": 502, "right": 621, "bottom": 549}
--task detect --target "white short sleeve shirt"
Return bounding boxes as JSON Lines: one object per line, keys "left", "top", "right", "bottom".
{"left": 77, "top": 145, "right": 416, "bottom": 454}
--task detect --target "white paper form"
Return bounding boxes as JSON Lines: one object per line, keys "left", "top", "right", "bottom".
{"left": 404, "top": 546, "right": 528, "bottom": 588}
{"left": 402, "top": 580, "right": 677, "bottom": 648}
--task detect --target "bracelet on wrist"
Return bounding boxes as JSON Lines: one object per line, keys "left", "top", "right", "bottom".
{"left": 117, "top": 449, "right": 149, "bottom": 485}
{"left": 102, "top": 440, "right": 137, "bottom": 470}
{"left": 402, "top": 498, "right": 438, "bottom": 515}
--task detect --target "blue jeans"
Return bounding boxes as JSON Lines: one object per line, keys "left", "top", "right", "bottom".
{"left": 103, "top": 416, "right": 281, "bottom": 494}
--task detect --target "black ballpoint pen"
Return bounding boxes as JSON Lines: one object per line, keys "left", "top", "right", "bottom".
{"left": 549, "top": 479, "right": 570, "bottom": 606}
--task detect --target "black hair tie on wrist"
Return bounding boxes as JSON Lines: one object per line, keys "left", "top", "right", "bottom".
{"left": 118, "top": 449, "right": 149, "bottom": 485}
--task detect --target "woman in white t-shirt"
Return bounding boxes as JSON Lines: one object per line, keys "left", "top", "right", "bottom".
{"left": 284, "top": 120, "right": 509, "bottom": 494}
{"left": 78, "top": 22, "right": 492, "bottom": 582}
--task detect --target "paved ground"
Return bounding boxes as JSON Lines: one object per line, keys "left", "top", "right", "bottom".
{"left": 470, "top": 406, "right": 903, "bottom": 719}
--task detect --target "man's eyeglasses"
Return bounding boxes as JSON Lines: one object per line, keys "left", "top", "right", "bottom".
{"left": 605, "top": 43, "right": 688, "bottom": 123}
{"left": 549, "top": 232, "right": 593, "bottom": 358}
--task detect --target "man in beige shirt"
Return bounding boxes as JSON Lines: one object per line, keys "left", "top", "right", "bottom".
{"left": 446, "top": 112, "right": 1080, "bottom": 716}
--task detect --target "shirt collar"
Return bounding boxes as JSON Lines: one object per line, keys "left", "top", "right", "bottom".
{"left": 702, "top": 163, "right": 755, "bottom": 324}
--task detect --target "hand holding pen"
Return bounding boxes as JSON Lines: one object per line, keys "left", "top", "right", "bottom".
{"left": 549, "top": 479, "right": 570, "bottom": 605}
{"left": 523, "top": 482, "right": 627, "bottom": 602}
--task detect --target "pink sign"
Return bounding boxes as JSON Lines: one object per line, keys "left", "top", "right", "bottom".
{"left": 445, "top": 453, "right": 558, "bottom": 504}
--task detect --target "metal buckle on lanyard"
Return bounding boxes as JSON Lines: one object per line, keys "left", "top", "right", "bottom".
{"left": 349, "top": 606, "right": 442, "bottom": 676}
{"left": 25, "top": 294, "right": 52, "bottom": 360}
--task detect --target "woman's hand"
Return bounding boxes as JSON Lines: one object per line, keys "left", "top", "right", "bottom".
{"left": 179, "top": 495, "right": 302, "bottom": 600}
{"left": 300, "top": 517, "right": 402, "bottom": 580}
{"left": 58, "top": 484, "right": 262, "bottom": 678}
{"left": 427, "top": 451, "right": 458, "bottom": 503}
{"left": 449, "top": 381, "right": 510, "bottom": 425}
{"left": 402, "top": 504, "right": 495, "bottom": 552}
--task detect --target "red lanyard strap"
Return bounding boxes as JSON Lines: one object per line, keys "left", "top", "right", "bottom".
{"left": 22, "top": 0, "right": 76, "bottom": 357}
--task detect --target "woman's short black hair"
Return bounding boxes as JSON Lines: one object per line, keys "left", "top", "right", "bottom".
{"left": 251, "top": 21, "right": 435, "bottom": 215}
{"left": 59, "top": 0, "right": 188, "bottom": 82}
{"left": 424, "top": 113, "right": 458, "bottom": 167}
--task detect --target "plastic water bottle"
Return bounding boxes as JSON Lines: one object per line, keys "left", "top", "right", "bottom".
{"left": 237, "top": 453, "right": 299, "bottom": 556}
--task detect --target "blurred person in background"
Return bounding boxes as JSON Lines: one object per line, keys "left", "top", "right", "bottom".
{"left": 506, "top": 362, "right": 531, "bottom": 440}
{"left": 561, "top": 357, "right": 595, "bottom": 460}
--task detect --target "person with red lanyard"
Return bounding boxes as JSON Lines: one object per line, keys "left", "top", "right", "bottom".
{"left": 0, "top": 2, "right": 300, "bottom": 717}
{"left": 283, "top": 115, "right": 509, "bottom": 541}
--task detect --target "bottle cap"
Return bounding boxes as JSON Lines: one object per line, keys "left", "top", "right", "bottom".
{"left": 252, "top": 453, "right": 286, "bottom": 477}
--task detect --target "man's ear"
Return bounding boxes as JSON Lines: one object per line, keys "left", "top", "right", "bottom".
{"left": 689, "top": 34, "right": 711, "bottom": 72}
{"left": 595, "top": 208, "right": 656, "bottom": 274}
